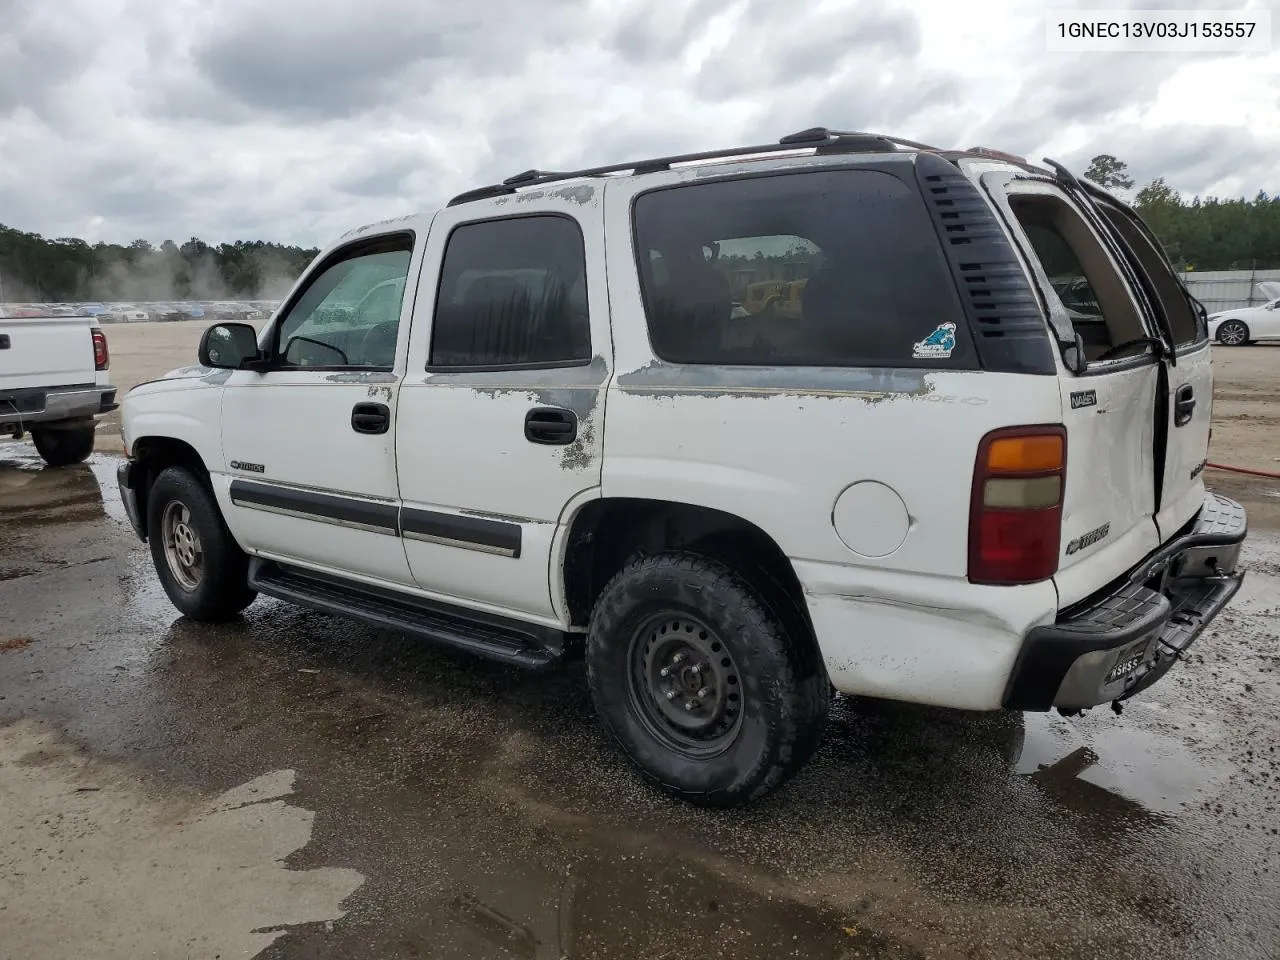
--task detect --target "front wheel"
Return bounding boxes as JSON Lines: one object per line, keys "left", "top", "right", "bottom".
{"left": 147, "top": 466, "right": 256, "bottom": 621}
{"left": 32, "top": 425, "right": 95, "bottom": 467}
{"left": 586, "top": 553, "right": 831, "bottom": 807}
{"left": 1217, "top": 319, "right": 1250, "bottom": 346}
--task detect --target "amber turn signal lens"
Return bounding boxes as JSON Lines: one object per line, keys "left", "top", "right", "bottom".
{"left": 987, "top": 435, "right": 1064, "bottom": 473}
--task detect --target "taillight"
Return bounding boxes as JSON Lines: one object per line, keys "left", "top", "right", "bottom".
{"left": 968, "top": 425, "right": 1066, "bottom": 585}
{"left": 92, "top": 329, "right": 109, "bottom": 371}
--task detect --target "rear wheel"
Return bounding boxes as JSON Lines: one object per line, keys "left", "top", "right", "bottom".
{"left": 32, "top": 425, "right": 95, "bottom": 467}
{"left": 1217, "top": 319, "right": 1249, "bottom": 346}
{"left": 586, "top": 552, "right": 831, "bottom": 807}
{"left": 147, "top": 466, "right": 256, "bottom": 621}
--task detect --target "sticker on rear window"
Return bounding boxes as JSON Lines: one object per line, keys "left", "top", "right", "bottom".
{"left": 912, "top": 322, "right": 956, "bottom": 360}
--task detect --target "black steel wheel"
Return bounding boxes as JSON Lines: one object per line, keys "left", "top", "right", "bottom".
{"left": 627, "top": 613, "right": 745, "bottom": 760}
{"left": 587, "top": 552, "right": 831, "bottom": 807}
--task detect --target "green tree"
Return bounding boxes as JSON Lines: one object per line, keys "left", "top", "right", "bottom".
{"left": 1084, "top": 154, "right": 1135, "bottom": 191}
{"left": 0, "top": 223, "right": 319, "bottom": 304}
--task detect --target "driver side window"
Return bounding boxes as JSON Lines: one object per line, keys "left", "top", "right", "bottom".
{"left": 275, "top": 236, "right": 413, "bottom": 369}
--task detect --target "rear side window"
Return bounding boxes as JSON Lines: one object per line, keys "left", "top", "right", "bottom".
{"left": 429, "top": 215, "right": 591, "bottom": 368}
{"left": 631, "top": 169, "right": 974, "bottom": 367}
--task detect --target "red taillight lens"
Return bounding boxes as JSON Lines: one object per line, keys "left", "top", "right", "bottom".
{"left": 968, "top": 425, "right": 1066, "bottom": 585}
{"left": 92, "top": 329, "right": 109, "bottom": 371}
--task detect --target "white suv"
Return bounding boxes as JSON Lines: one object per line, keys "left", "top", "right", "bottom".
{"left": 116, "top": 128, "right": 1247, "bottom": 806}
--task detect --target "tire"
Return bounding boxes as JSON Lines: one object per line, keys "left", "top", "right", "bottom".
{"left": 32, "top": 425, "right": 95, "bottom": 467}
{"left": 147, "top": 466, "right": 256, "bottom": 621}
{"left": 586, "top": 552, "right": 831, "bottom": 807}
{"left": 1217, "top": 319, "right": 1249, "bottom": 346}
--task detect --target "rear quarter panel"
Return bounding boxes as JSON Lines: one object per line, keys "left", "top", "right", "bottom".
{"left": 602, "top": 162, "right": 1068, "bottom": 709}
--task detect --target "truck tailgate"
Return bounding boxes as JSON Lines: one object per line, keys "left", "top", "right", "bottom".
{"left": 0, "top": 318, "right": 96, "bottom": 391}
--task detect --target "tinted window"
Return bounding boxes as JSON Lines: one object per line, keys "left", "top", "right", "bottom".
{"left": 276, "top": 239, "right": 412, "bottom": 368}
{"left": 1100, "top": 207, "right": 1205, "bottom": 346}
{"left": 429, "top": 216, "right": 590, "bottom": 367}
{"left": 631, "top": 169, "right": 972, "bottom": 367}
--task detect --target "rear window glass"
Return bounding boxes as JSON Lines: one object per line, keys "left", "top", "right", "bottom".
{"left": 631, "top": 169, "right": 973, "bottom": 367}
{"left": 1099, "top": 207, "right": 1205, "bottom": 347}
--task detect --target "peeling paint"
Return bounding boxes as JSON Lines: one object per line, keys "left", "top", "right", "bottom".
{"left": 340, "top": 212, "right": 421, "bottom": 240}
{"left": 560, "top": 418, "right": 597, "bottom": 472}
{"left": 323, "top": 372, "right": 398, "bottom": 384}
{"left": 366, "top": 384, "right": 394, "bottom": 401}
{"left": 549, "top": 184, "right": 596, "bottom": 205}
{"left": 614, "top": 360, "right": 948, "bottom": 402}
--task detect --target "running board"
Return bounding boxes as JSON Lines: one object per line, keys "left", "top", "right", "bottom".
{"left": 247, "top": 559, "right": 569, "bottom": 669}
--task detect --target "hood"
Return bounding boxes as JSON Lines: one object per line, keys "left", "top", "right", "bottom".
{"left": 126, "top": 363, "right": 231, "bottom": 399}
{"left": 162, "top": 363, "right": 217, "bottom": 380}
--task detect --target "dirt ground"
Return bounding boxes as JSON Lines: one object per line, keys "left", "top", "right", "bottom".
{"left": 3, "top": 325, "right": 1279, "bottom": 960}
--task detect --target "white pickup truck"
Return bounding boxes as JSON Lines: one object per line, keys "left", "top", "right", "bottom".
{"left": 117, "top": 129, "right": 1247, "bottom": 806}
{"left": 0, "top": 314, "right": 116, "bottom": 466}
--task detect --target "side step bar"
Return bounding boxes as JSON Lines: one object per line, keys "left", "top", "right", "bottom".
{"left": 247, "top": 559, "right": 571, "bottom": 670}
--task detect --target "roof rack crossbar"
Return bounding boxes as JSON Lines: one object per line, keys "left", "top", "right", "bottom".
{"left": 446, "top": 128, "right": 928, "bottom": 206}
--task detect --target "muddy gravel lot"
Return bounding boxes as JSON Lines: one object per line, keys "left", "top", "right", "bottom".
{"left": 2, "top": 326, "right": 1279, "bottom": 960}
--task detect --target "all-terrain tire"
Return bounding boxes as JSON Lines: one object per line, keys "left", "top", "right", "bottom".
{"left": 32, "top": 425, "right": 95, "bottom": 467}
{"left": 147, "top": 466, "right": 256, "bottom": 621}
{"left": 586, "top": 552, "right": 831, "bottom": 807}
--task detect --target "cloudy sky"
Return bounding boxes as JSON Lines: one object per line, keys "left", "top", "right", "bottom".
{"left": 2, "top": 0, "right": 1277, "bottom": 248}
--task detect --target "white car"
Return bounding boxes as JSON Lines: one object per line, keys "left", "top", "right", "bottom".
{"left": 116, "top": 128, "right": 1247, "bottom": 806}
{"left": 105, "top": 304, "right": 152, "bottom": 323}
{"left": 1208, "top": 283, "right": 1280, "bottom": 345}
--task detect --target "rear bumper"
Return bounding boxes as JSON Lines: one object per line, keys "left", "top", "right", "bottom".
{"left": 1004, "top": 493, "right": 1247, "bottom": 711}
{"left": 0, "top": 384, "right": 117, "bottom": 428}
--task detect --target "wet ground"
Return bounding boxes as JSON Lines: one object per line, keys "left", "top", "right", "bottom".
{"left": 3, "top": 441, "right": 1280, "bottom": 959}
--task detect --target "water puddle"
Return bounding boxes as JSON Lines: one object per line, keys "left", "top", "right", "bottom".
{"left": 1018, "top": 711, "right": 1225, "bottom": 818}
{"left": 87, "top": 452, "right": 129, "bottom": 526}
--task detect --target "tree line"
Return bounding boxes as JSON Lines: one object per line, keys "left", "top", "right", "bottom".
{"left": 1083, "top": 154, "right": 1279, "bottom": 271}
{"left": 2, "top": 154, "right": 1277, "bottom": 304}
{"left": 0, "top": 225, "right": 320, "bottom": 304}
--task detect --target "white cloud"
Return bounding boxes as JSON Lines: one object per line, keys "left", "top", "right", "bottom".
{"left": 1, "top": 0, "right": 1277, "bottom": 247}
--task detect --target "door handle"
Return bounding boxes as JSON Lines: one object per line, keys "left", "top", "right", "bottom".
{"left": 351, "top": 402, "right": 390, "bottom": 435}
{"left": 524, "top": 407, "right": 577, "bottom": 445}
{"left": 1173, "top": 384, "right": 1195, "bottom": 427}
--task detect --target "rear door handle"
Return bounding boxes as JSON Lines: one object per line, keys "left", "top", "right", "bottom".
{"left": 351, "top": 402, "right": 390, "bottom": 435}
{"left": 525, "top": 407, "right": 577, "bottom": 445}
{"left": 1174, "top": 384, "right": 1195, "bottom": 427}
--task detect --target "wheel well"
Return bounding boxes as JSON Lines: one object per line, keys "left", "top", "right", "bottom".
{"left": 130, "top": 437, "right": 209, "bottom": 534}
{"left": 563, "top": 498, "right": 816, "bottom": 643}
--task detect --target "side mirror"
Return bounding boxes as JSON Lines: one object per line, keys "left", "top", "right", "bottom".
{"left": 198, "top": 322, "right": 260, "bottom": 369}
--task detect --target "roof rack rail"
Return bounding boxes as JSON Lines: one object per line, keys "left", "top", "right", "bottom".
{"left": 446, "top": 127, "right": 935, "bottom": 207}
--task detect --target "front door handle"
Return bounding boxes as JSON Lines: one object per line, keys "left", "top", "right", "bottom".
{"left": 525, "top": 407, "right": 577, "bottom": 445}
{"left": 351, "top": 402, "right": 390, "bottom": 435}
{"left": 1174, "top": 384, "right": 1195, "bottom": 427}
